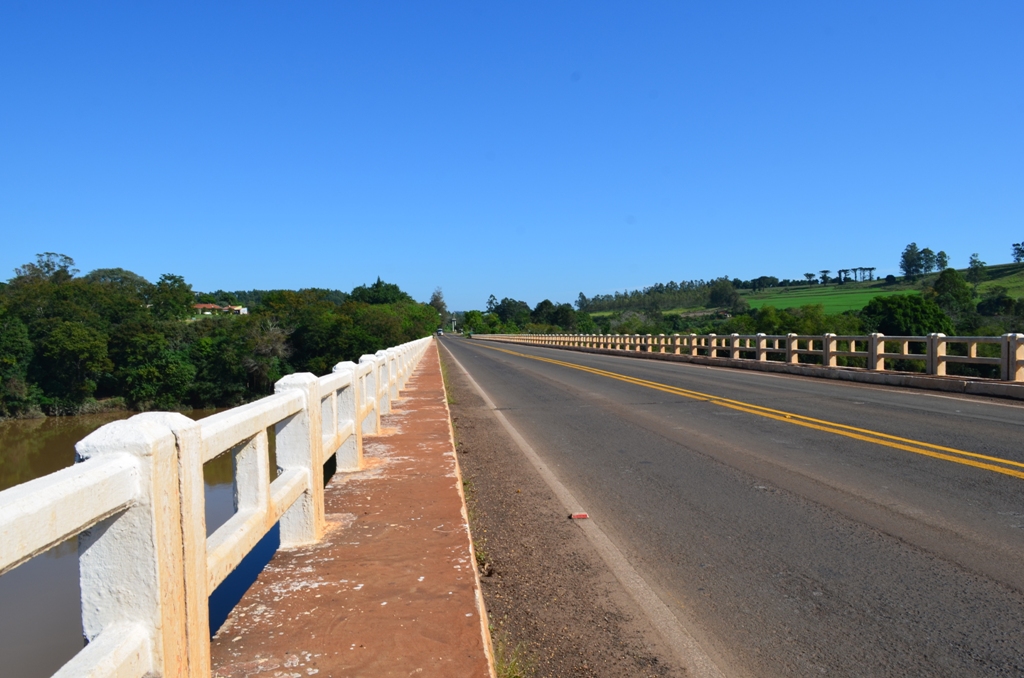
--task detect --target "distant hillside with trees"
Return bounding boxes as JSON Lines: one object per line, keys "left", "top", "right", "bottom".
{"left": 0, "top": 255, "right": 436, "bottom": 418}
{"left": 460, "top": 242, "right": 1024, "bottom": 369}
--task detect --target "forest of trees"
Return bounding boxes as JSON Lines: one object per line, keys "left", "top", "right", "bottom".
{"left": 6, "top": 241, "right": 1023, "bottom": 419}
{"left": 0, "top": 254, "right": 438, "bottom": 418}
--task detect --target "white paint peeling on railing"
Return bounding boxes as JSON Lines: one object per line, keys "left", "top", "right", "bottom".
{"left": 476, "top": 332, "right": 1024, "bottom": 384}
{"left": 0, "top": 335, "right": 434, "bottom": 678}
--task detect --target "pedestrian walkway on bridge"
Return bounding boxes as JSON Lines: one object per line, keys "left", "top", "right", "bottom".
{"left": 209, "top": 347, "right": 494, "bottom": 678}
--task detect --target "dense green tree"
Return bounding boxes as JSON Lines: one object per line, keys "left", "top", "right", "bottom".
{"left": 491, "top": 297, "right": 531, "bottom": 326}
{"left": 33, "top": 320, "right": 112, "bottom": 408}
{"left": 1013, "top": 243, "right": 1024, "bottom": 264}
{"left": 150, "top": 274, "right": 194, "bottom": 320}
{"left": 861, "top": 295, "right": 954, "bottom": 336}
{"left": 14, "top": 253, "right": 79, "bottom": 282}
{"left": 707, "top": 279, "right": 741, "bottom": 309}
{"left": 462, "top": 310, "right": 488, "bottom": 333}
{"left": 928, "top": 268, "right": 974, "bottom": 324}
{"left": 532, "top": 299, "right": 556, "bottom": 324}
{"left": 0, "top": 254, "right": 437, "bottom": 415}
{"left": 0, "top": 312, "right": 35, "bottom": 416}
{"left": 899, "top": 243, "right": 923, "bottom": 280}
{"left": 967, "top": 253, "right": 986, "bottom": 290}
{"left": 108, "top": 321, "right": 196, "bottom": 409}
{"left": 428, "top": 287, "right": 448, "bottom": 326}
{"left": 349, "top": 277, "right": 412, "bottom": 305}
{"left": 977, "top": 287, "right": 1016, "bottom": 316}
{"left": 575, "top": 311, "right": 597, "bottom": 334}
{"left": 82, "top": 268, "right": 152, "bottom": 297}
{"left": 921, "top": 248, "right": 937, "bottom": 274}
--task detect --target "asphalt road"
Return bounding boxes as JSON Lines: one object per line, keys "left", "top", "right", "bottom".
{"left": 440, "top": 336, "right": 1024, "bottom": 677}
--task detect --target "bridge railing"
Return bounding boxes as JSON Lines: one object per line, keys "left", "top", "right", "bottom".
{"left": 0, "top": 336, "right": 433, "bottom": 678}
{"left": 476, "top": 332, "right": 1024, "bottom": 382}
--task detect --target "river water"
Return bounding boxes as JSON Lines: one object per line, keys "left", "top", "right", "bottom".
{"left": 0, "top": 410, "right": 278, "bottom": 677}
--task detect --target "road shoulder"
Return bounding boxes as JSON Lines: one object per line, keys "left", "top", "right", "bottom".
{"left": 440, "top": 343, "right": 682, "bottom": 677}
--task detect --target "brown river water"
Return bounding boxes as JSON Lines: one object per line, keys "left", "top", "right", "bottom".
{"left": 0, "top": 410, "right": 278, "bottom": 677}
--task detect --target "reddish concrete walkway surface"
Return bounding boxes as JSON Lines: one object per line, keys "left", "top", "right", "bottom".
{"left": 210, "top": 345, "right": 494, "bottom": 677}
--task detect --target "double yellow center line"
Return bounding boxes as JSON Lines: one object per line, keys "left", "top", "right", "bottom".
{"left": 476, "top": 342, "right": 1024, "bottom": 482}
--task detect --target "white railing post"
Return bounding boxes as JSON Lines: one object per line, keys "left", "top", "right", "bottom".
{"left": 331, "top": 360, "right": 364, "bottom": 473}
{"left": 786, "top": 333, "right": 799, "bottom": 364}
{"left": 75, "top": 417, "right": 191, "bottom": 678}
{"left": 375, "top": 350, "right": 391, "bottom": 415}
{"left": 756, "top": 333, "right": 767, "bottom": 361}
{"left": 1006, "top": 334, "right": 1024, "bottom": 381}
{"left": 134, "top": 412, "right": 209, "bottom": 676}
{"left": 930, "top": 333, "right": 947, "bottom": 376}
{"left": 868, "top": 333, "right": 885, "bottom": 371}
{"left": 387, "top": 348, "right": 400, "bottom": 401}
{"left": 730, "top": 334, "right": 741, "bottom": 359}
{"left": 824, "top": 333, "right": 837, "bottom": 367}
{"left": 274, "top": 373, "right": 324, "bottom": 547}
{"left": 332, "top": 361, "right": 362, "bottom": 471}
{"left": 707, "top": 334, "right": 717, "bottom": 358}
{"left": 359, "top": 355, "right": 380, "bottom": 435}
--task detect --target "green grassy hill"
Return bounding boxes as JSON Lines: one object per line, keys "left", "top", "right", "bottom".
{"left": 586, "top": 262, "right": 1024, "bottom": 318}
{"left": 976, "top": 262, "right": 1024, "bottom": 298}
{"left": 741, "top": 282, "right": 908, "bottom": 314}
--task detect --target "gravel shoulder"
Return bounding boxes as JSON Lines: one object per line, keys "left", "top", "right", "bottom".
{"left": 441, "top": 344, "right": 683, "bottom": 678}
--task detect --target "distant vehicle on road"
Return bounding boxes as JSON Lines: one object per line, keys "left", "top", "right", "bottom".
{"left": 437, "top": 329, "right": 444, "bottom": 336}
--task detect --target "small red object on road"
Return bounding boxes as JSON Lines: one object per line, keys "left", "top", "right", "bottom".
{"left": 570, "top": 512, "right": 589, "bottom": 520}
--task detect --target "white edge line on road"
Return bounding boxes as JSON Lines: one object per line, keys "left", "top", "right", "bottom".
{"left": 441, "top": 341, "right": 727, "bottom": 678}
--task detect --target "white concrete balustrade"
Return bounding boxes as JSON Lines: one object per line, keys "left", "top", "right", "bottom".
{"left": 0, "top": 336, "right": 433, "bottom": 678}
{"left": 476, "top": 332, "right": 1024, "bottom": 384}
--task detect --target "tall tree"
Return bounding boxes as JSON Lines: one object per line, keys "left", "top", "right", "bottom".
{"left": 900, "top": 243, "right": 923, "bottom": 280}
{"left": 1012, "top": 242, "right": 1024, "bottom": 264}
{"left": 935, "top": 251, "right": 949, "bottom": 270}
{"left": 967, "top": 253, "right": 986, "bottom": 291}
{"left": 862, "top": 295, "right": 954, "bottom": 336}
{"left": 349, "top": 277, "right": 412, "bottom": 305}
{"left": 929, "top": 268, "right": 974, "bottom": 325}
{"left": 819, "top": 270, "right": 831, "bottom": 286}
{"left": 803, "top": 273, "right": 816, "bottom": 284}
{"left": 14, "top": 252, "right": 79, "bottom": 282}
{"left": 428, "top": 287, "right": 447, "bottom": 324}
{"left": 920, "top": 248, "right": 937, "bottom": 274}
{"left": 149, "top": 274, "right": 194, "bottom": 320}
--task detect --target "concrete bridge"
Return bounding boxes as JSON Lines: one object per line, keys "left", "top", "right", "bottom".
{"left": 0, "top": 337, "right": 493, "bottom": 677}
{"left": 5, "top": 328, "right": 1024, "bottom": 677}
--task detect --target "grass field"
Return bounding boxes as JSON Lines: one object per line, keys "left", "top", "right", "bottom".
{"left": 976, "top": 262, "right": 1024, "bottom": 298}
{"left": 741, "top": 284, "right": 908, "bottom": 314}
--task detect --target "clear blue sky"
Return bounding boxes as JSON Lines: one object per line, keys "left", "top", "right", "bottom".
{"left": 2, "top": 2, "right": 1021, "bottom": 311}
